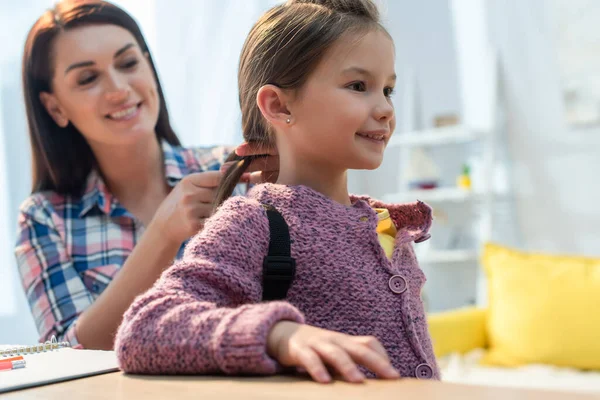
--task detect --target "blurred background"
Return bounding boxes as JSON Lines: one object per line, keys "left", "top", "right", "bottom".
{"left": 0, "top": 0, "right": 599, "bottom": 393}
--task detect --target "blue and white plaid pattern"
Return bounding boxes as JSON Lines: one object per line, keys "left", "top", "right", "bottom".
{"left": 14, "top": 141, "right": 240, "bottom": 347}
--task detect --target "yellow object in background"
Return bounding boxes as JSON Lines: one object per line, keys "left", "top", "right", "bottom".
{"left": 481, "top": 243, "right": 600, "bottom": 370}
{"left": 457, "top": 163, "right": 471, "bottom": 189}
{"left": 427, "top": 307, "right": 487, "bottom": 358}
{"left": 374, "top": 208, "right": 397, "bottom": 259}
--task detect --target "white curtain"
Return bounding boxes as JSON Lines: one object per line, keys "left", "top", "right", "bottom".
{"left": 0, "top": 60, "right": 15, "bottom": 320}
{"left": 0, "top": 0, "right": 52, "bottom": 344}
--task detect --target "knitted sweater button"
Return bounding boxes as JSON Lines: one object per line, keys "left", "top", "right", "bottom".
{"left": 388, "top": 275, "right": 407, "bottom": 294}
{"left": 415, "top": 363, "right": 434, "bottom": 379}
{"left": 359, "top": 216, "right": 369, "bottom": 222}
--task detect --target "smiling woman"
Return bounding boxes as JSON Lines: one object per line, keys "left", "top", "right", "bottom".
{"left": 40, "top": 26, "right": 165, "bottom": 152}
{"left": 15, "top": 0, "right": 280, "bottom": 350}
{"left": 23, "top": 4, "right": 178, "bottom": 196}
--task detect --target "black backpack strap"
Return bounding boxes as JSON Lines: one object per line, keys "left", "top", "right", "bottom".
{"left": 261, "top": 204, "right": 296, "bottom": 301}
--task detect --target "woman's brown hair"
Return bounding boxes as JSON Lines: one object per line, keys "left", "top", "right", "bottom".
{"left": 214, "top": 0, "right": 387, "bottom": 208}
{"left": 23, "top": 0, "right": 180, "bottom": 196}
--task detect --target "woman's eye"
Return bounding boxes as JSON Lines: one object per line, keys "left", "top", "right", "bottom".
{"left": 121, "top": 59, "right": 139, "bottom": 69}
{"left": 78, "top": 74, "right": 97, "bottom": 86}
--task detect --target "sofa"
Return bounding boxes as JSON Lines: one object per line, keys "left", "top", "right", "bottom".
{"left": 425, "top": 243, "right": 600, "bottom": 395}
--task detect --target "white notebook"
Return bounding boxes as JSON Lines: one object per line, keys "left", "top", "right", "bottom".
{"left": 0, "top": 337, "right": 119, "bottom": 394}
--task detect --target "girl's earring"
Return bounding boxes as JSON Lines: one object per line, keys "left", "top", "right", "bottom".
{"left": 286, "top": 117, "right": 291, "bottom": 124}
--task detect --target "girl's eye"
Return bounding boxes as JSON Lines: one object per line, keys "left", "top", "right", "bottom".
{"left": 348, "top": 81, "right": 366, "bottom": 92}
{"left": 384, "top": 87, "right": 395, "bottom": 97}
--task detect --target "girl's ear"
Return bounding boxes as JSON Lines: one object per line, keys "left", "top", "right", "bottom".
{"left": 256, "top": 84, "right": 294, "bottom": 128}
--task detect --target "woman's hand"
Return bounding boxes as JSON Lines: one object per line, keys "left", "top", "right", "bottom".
{"left": 149, "top": 142, "right": 278, "bottom": 245}
{"left": 149, "top": 171, "right": 227, "bottom": 246}
{"left": 229, "top": 142, "right": 279, "bottom": 184}
{"left": 267, "top": 321, "right": 400, "bottom": 384}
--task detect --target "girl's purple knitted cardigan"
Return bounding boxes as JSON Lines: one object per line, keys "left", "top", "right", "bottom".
{"left": 115, "top": 183, "right": 439, "bottom": 380}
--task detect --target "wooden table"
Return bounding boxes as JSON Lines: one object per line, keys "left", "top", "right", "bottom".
{"left": 2, "top": 372, "right": 598, "bottom": 400}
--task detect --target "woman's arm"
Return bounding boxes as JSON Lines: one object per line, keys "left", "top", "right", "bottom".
{"left": 115, "top": 197, "right": 304, "bottom": 375}
{"left": 16, "top": 168, "right": 238, "bottom": 350}
{"left": 69, "top": 170, "right": 238, "bottom": 350}
{"left": 14, "top": 201, "right": 182, "bottom": 350}
{"left": 72, "top": 219, "right": 181, "bottom": 350}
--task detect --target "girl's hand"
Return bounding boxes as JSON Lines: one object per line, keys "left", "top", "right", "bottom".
{"left": 267, "top": 321, "right": 400, "bottom": 384}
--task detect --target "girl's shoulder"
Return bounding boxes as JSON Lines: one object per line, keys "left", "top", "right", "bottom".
{"left": 205, "top": 195, "right": 269, "bottom": 230}
{"left": 184, "top": 195, "right": 272, "bottom": 259}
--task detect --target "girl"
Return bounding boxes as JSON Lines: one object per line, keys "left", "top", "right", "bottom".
{"left": 116, "top": 0, "right": 438, "bottom": 383}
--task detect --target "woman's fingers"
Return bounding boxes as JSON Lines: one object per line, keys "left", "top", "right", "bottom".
{"left": 245, "top": 155, "right": 279, "bottom": 174}
{"left": 248, "top": 171, "right": 278, "bottom": 184}
{"left": 192, "top": 202, "right": 214, "bottom": 220}
{"left": 183, "top": 186, "right": 217, "bottom": 205}
{"left": 184, "top": 171, "right": 222, "bottom": 188}
{"left": 235, "top": 142, "right": 278, "bottom": 157}
{"left": 222, "top": 156, "right": 278, "bottom": 184}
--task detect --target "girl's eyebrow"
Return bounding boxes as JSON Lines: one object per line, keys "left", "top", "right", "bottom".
{"left": 341, "top": 66, "right": 396, "bottom": 81}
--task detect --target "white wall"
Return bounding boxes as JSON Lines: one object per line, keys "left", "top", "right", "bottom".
{"left": 384, "top": 0, "right": 461, "bottom": 130}
{"left": 0, "top": 0, "right": 49, "bottom": 344}
{"left": 486, "top": 0, "right": 600, "bottom": 257}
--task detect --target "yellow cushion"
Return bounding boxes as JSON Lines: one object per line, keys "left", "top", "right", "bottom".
{"left": 482, "top": 242, "right": 600, "bottom": 370}
{"left": 427, "top": 307, "right": 487, "bottom": 358}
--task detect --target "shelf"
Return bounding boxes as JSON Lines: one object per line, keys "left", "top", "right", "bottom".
{"left": 382, "top": 187, "right": 475, "bottom": 203}
{"left": 387, "top": 124, "right": 479, "bottom": 147}
{"left": 420, "top": 249, "right": 479, "bottom": 264}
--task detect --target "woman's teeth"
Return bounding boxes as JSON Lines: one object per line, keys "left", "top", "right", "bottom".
{"left": 109, "top": 105, "right": 137, "bottom": 119}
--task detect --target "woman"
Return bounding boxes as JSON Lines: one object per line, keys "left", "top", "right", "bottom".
{"left": 14, "top": 0, "right": 278, "bottom": 350}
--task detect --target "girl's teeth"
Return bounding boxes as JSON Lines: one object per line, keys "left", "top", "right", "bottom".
{"left": 359, "top": 133, "right": 383, "bottom": 140}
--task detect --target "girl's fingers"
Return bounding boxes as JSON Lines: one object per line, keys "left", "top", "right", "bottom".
{"left": 314, "top": 343, "right": 365, "bottom": 383}
{"left": 295, "top": 347, "right": 332, "bottom": 384}
{"left": 343, "top": 339, "right": 399, "bottom": 380}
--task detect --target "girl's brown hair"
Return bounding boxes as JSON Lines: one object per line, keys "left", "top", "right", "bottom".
{"left": 214, "top": 0, "right": 386, "bottom": 208}
{"left": 23, "top": 0, "right": 180, "bottom": 196}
